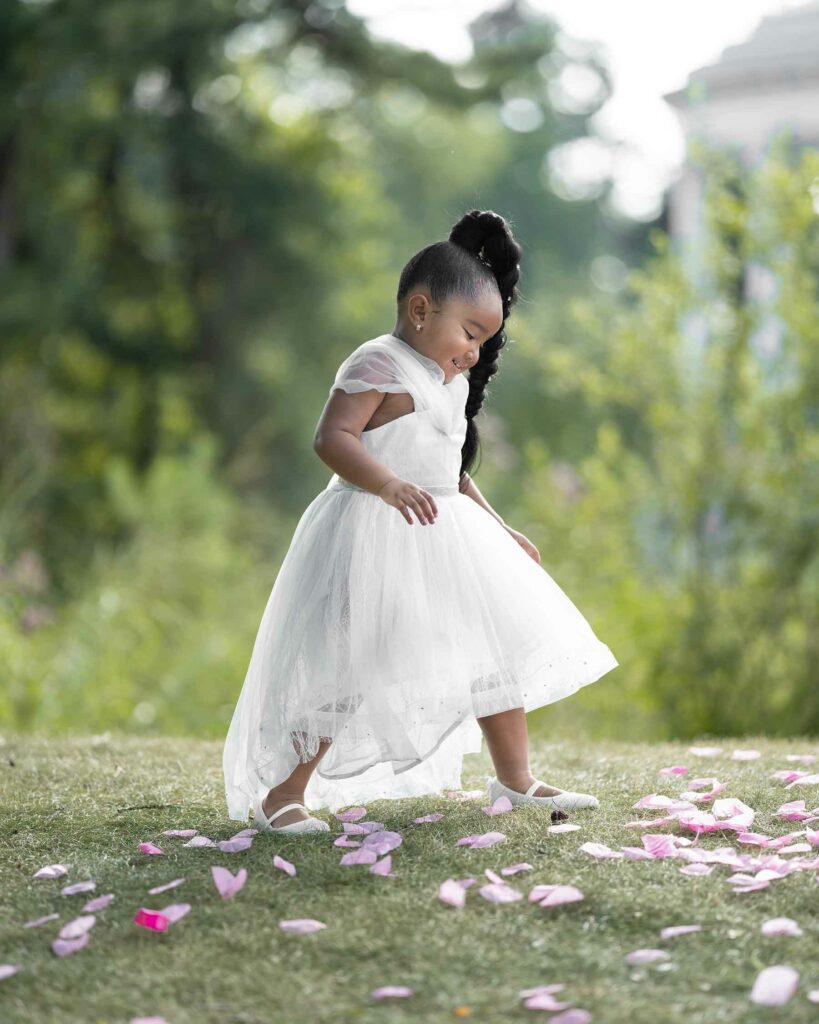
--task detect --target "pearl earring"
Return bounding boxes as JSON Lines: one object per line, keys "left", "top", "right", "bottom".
{"left": 416, "top": 324, "right": 422, "bottom": 331}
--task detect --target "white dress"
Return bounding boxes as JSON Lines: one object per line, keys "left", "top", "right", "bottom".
{"left": 222, "top": 332, "right": 619, "bottom": 818}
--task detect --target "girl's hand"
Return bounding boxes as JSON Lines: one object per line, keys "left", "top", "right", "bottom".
{"left": 504, "top": 524, "right": 541, "bottom": 564}
{"left": 378, "top": 478, "right": 439, "bottom": 526}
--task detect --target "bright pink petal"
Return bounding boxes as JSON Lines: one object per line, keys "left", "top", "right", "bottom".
{"left": 138, "top": 842, "right": 164, "bottom": 855}
{"left": 52, "top": 933, "right": 89, "bottom": 957}
{"left": 658, "top": 765, "right": 689, "bottom": 776}
{"left": 642, "top": 834, "right": 680, "bottom": 858}
{"left": 133, "top": 908, "right": 170, "bottom": 932}
{"left": 370, "top": 986, "right": 413, "bottom": 998}
{"left": 750, "top": 965, "right": 799, "bottom": 1006}
{"left": 279, "top": 918, "right": 326, "bottom": 934}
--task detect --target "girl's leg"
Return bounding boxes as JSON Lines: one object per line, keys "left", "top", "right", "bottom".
{"left": 476, "top": 706, "right": 565, "bottom": 796}
{"left": 262, "top": 732, "right": 333, "bottom": 826}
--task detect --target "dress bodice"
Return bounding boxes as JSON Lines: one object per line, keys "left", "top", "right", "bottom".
{"left": 325, "top": 332, "right": 469, "bottom": 495}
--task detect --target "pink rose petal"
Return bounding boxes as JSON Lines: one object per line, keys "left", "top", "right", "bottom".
{"left": 0, "top": 965, "right": 21, "bottom": 980}
{"left": 340, "top": 847, "right": 377, "bottom": 866}
{"left": 659, "top": 765, "right": 689, "bottom": 776}
{"left": 370, "top": 986, "right": 413, "bottom": 999}
{"left": 211, "top": 866, "right": 247, "bottom": 899}
{"left": 479, "top": 882, "right": 523, "bottom": 903}
{"left": 52, "top": 933, "right": 90, "bottom": 957}
{"left": 550, "top": 1010, "right": 592, "bottom": 1023}
{"left": 279, "top": 918, "right": 326, "bottom": 934}
{"left": 362, "top": 831, "right": 402, "bottom": 855}
{"left": 522, "top": 992, "right": 571, "bottom": 1011}
{"left": 23, "top": 913, "right": 60, "bottom": 928}
{"left": 138, "top": 842, "right": 164, "bottom": 855}
{"left": 61, "top": 880, "right": 96, "bottom": 896}
{"left": 333, "top": 835, "right": 361, "bottom": 847}
{"left": 660, "top": 924, "right": 702, "bottom": 939}
{"left": 438, "top": 879, "right": 467, "bottom": 907}
{"left": 147, "top": 878, "right": 185, "bottom": 895}
{"left": 625, "top": 948, "right": 670, "bottom": 965}
{"left": 273, "top": 854, "right": 296, "bottom": 877}
{"left": 334, "top": 806, "right": 368, "bottom": 822}
{"left": 481, "top": 795, "right": 514, "bottom": 816}
{"left": 33, "top": 863, "right": 71, "bottom": 880}
{"left": 579, "top": 842, "right": 623, "bottom": 859}
{"left": 537, "top": 885, "right": 584, "bottom": 908}
{"left": 750, "top": 965, "right": 799, "bottom": 1006}
{"left": 159, "top": 903, "right": 190, "bottom": 924}
{"left": 183, "top": 836, "right": 216, "bottom": 848}
{"left": 82, "top": 893, "right": 114, "bottom": 912}
{"left": 761, "top": 917, "right": 802, "bottom": 937}
{"left": 217, "top": 836, "right": 253, "bottom": 853}
{"left": 369, "top": 854, "right": 396, "bottom": 877}
{"left": 501, "top": 863, "right": 533, "bottom": 876}
{"left": 133, "top": 908, "right": 170, "bottom": 932}
{"left": 414, "top": 813, "right": 444, "bottom": 823}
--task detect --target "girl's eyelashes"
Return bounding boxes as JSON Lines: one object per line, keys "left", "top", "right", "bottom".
{"left": 464, "top": 329, "right": 475, "bottom": 341}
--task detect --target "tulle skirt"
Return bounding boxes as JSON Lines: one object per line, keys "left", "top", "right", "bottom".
{"left": 222, "top": 483, "right": 619, "bottom": 818}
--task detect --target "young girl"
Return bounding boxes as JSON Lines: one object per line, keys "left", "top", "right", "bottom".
{"left": 222, "top": 209, "right": 619, "bottom": 834}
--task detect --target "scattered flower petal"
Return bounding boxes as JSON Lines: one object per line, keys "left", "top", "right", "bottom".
{"left": 52, "top": 933, "right": 89, "bottom": 957}
{"left": 625, "top": 949, "right": 670, "bottom": 965}
{"left": 370, "top": 986, "right": 413, "bottom": 999}
{"left": 33, "top": 864, "right": 70, "bottom": 880}
{"left": 138, "top": 842, "right": 164, "bottom": 855}
{"left": 133, "top": 908, "right": 170, "bottom": 932}
{"left": 438, "top": 879, "right": 467, "bottom": 908}
{"left": 660, "top": 924, "right": 702, "bottom": 939}
{"left": 23, "top": 913, "right": 60, "bottom": 928}
{"left": 761, "top": 917, "right": 802, "bottom": 937}
{"left": 414, "top": 813, "right": 444, "bottom": 823}
{"left": 148, "top": 878, "right": 185, "bottom": 895}
{"left": 279, "top": 918, "right": 326, "bottom": 934}
{"left": 0, "top": 965, "right": 21, "bottom": 980}
{"left": 334, "top": 806, "right": 368, "bottom": 822}
{"left": 211, "top": 866, "right": 247, "bottom": 899}
{"left": 82, "top": 893, "right": 114, "bottom": 912}
{"left": 750, "top": 965, "right": 799, "bottom": 1006}
{"left": 273, "top": 854, "right": 296, "bottom": 877}
{"left": 61, "top": 880, "right": 96, "bottom": 896}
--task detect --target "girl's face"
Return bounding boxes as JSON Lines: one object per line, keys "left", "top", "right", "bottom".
{"left": 401, "top": 290, "right": 505, "bottom": 383}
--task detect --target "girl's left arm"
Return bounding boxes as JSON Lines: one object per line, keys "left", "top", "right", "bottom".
{"left": 458, "top": 473, "right": 541, "bottom": 564}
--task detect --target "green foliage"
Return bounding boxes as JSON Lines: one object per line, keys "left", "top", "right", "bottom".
{"left": 508, "top": 142, "right": 819, "bottom": 740}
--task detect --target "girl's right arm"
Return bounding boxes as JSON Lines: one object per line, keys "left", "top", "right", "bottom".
{"left": 313, "top": 390, "right": 439, "bottom": 526}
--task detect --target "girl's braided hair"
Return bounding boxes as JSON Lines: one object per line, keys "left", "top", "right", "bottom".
{"left": 395, "top": 208, "right": 522, "bottom": 480}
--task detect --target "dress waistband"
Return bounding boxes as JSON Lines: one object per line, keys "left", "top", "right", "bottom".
{"left": 328, "top": 479, "right": 460, "bottom": 497}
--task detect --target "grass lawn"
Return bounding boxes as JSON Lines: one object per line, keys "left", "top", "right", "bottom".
{"left": 1, "top": 732, "right": 818, "bottom": 1024}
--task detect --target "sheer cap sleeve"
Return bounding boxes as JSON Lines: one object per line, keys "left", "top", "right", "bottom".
{"left": 330, "top": 345, "right": 410, "bottom": 398}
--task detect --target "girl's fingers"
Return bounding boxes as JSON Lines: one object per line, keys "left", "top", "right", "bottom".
{"left": 420, "top": 491, "right": 439, "bottom": 517}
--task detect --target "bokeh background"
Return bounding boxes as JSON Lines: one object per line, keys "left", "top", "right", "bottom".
{"left": 2, "top": 0, "right": 818, "bottom": 745}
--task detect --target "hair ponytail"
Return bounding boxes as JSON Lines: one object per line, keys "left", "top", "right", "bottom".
{"left": 395, "top": 208, "right": 522, "bottom": 481}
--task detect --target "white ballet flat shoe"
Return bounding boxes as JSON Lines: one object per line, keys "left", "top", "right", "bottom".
{"left": 252, "top": 798, "right": 331, "bottom": 834}
{"left": 486, "top": 775, "right": 599, "bottom": 812}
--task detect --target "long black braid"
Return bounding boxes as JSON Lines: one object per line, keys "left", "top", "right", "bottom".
{"left": 395, "top": 208, "right": 522, "bottom": 481}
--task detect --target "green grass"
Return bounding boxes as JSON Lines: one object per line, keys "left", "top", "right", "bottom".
{"left": 1, "top": 732, "right": 818, "bottom": 1024}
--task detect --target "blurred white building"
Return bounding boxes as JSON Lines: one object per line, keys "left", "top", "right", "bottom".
{"left": 662, "top": 0, "right": 819, "bottom": 361}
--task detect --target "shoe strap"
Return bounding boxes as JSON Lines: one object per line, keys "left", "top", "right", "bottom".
{"left": 525, "top": 780, "right": 542, "bottom": 798}
{"left": 267, "top": 801, "right": 306, "bottom": 822}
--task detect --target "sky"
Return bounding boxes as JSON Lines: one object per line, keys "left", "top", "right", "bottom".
{"left": 345, "top": 0, "right": 812, "bottom": 220}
